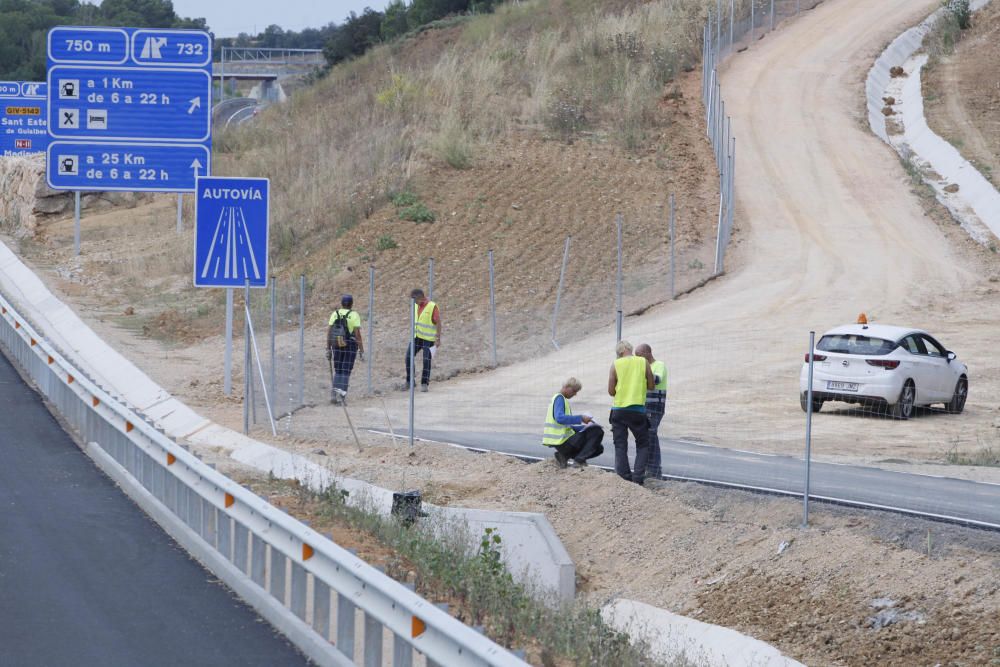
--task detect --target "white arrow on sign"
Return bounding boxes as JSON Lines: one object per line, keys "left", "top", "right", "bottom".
{"left": 187, "top": 97, "right": 201, "bottom": 114}
{"left": 191, "top": 158, "right": 202, "bottom": 175}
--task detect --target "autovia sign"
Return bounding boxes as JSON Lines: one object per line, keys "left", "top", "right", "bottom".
{"left": 45, "top": 26, "right": 212, "bottom": 192}
{"left": 194, "top": 177, "right": 270, "bottom": 288}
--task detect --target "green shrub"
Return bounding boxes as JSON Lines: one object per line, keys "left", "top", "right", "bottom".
{"left": 391, "top": 191, "right": 420, "bottom": 207}
{"left": 945, "top": 0, "right": 971, "bottom": 29}
{"left": 376, "top": 234, "right": 399, "bottom": 251}
{"left": 399, "top": 203, "right": 436, "bottom": 223}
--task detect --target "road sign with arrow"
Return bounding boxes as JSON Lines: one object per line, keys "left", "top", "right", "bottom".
{"left": 194, "top": 177, "right": 269, "bottom": 288}
{"left": 45, "top": 26, "right": 212, "bottom": 193}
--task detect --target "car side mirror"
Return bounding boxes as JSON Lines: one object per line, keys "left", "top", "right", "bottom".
{"left": 947, "top": 351, "right": 957, "bottom": 362}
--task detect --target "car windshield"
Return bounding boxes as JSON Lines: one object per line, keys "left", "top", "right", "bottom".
{"left": 817, "top": 334, "right": 896, "bottom": 356}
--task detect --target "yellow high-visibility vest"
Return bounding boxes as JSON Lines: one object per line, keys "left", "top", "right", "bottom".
{"left": 543, "top": 393, "right": 575, "bottom": 447}
{"left": 647, "top": 360, "right": 667, "bottom": 398}
{"left": 613, "top": 355, "right": 648, "bottom": 409}
{"left": 414, "top": 301, "right": 437, "bottom": 342}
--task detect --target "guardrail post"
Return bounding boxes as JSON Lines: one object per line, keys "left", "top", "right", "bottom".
{"left": 337, "top": 594, "right": 356, "bottom": 659}
{"left": 394, "top": 633, "right": 413, "bottom": 667}
{"left": 270, "top": 550, "right": 287, "bottom": 604}
{"left": 251, "top": 535, "right": 266, "bottom": 587}
{"left": 290, "top": 562, "right": 307, "bottom": 620}
{"left": 363, "top": 613, "right": 382, "bottom": 667}
{"left": 313, "top": 579, "right": 331, "bottom": 638}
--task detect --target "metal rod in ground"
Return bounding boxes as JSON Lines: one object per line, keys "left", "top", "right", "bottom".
{"left": 408, "top": 298, "right": 415, "bottom": 448}
{"left": 717, "top": 0, "right": 722, "bottom": 54}
{"left": 73, "top": 191, "right": 81, "bottom": 256}
{"left": 803, "top": 330, "right": 816, "bottom": 526}
{"left": 247, "top": 300, "right": 277, "bottom": 436}
{"left": 706, "top": 68, "right": 716, "bottom": 136}
{"left": 551, "top": 235, "right": 570, "bottom": 349}
{"left": 224, "top": 287, "right": 234, "bottom": 395}
{"left": 298, "top": 274, "right": 305, "bottom": 407}
{"left": 243, "top": 282, "right": 250, "bottom": 434}
{"left": 669, "top": 194, "right": 676, "bottom": 299}
{"left": 340, "top": 400, "right": 363, "bottom": 452}
{"left": 751, "top": 0, "right": 755, "bottom": 44}
{"left": 770, "top": 0, "right": 775, "bottom": 31}
{"left": 367, "top": 265, "right": 375, "bottom": 394}
{"left": 427, "top": 257, "right": 434, "bottom": 300}
{"left": 269, "top": 276, "right": 276, "bottom": 410}
{"left": 729, "top": 0, "right": 735, "bottom": 50}
{"left": 488, "top": 250, "right": 497, "bottom": 367}
{"left": 714, "top": 190, "right": 725, "bottom": 275}
{"left": 379, "top": 397, "right": 396, "bottom": 439}
{"left": 615, "top": 213, "right": 623, "bottom": 341}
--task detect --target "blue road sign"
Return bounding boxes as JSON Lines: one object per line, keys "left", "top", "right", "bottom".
{"left": 47, "top": 141, "right": 208, "bottom": 192}
{"left": 46, "top": 26, "right": 211, "bottom": 193}
{"left": 194, "top": 178, "right": 269, "bottom": 288}
{"left": 1, "top": 82, "right": 49, "bottom": 156}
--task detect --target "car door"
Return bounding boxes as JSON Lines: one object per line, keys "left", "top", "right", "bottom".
{"left": 898, "top": 335, "right": 936, "bottom": 404}
{"left": 919, "top": 335, "right": 954, "bottom": 401}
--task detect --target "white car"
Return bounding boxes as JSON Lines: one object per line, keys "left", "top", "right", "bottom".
{"left": 799, "top": 324, "right": 968, "bottom": 419}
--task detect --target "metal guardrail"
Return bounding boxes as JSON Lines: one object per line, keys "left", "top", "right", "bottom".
{"left": 0, "top": 290, "right": 529, "bottom": 667}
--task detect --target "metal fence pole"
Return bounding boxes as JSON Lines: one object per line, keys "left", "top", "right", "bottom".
{"left": 751, "top": 0, "right": 755, "bottom": 44}
{"left": 729, "top": 137, "right": 736, "bottom": 243}
{"left": 243, "top": 281, "right": 251, "bottom": 435}
{"left": 706, "top": 69, "right": 716, "bottom": 136}
{"left": 717, "top": 0, "right": 722, "bottom": 55}
{"left": 797, "top": 0, "right": 801, "bottom": 15}
{"left": 488, "top": 250, "right": 497, "bottom": 367}
{"left": 220, "top": 47, "right": 225, "bottom": 103}
{"left": 770, "top": 0, "right": 775, "bottom": 32}
{"left": 729, "top": 0, "right": 734, "bottom": 51}
{"left": 615, "top": 214, "right": 623, "bottom": 343}
{"left": 408, "top": 298, "right": 415, "bottom": 448}
{"left": 803, "top": 330, "right": 816, "bottom": 526}
{"left": 427, "top": 257, "right": 434, "bottom": 300}
{"left": 176, "top": 194, "right": 183, "bottom": 233}
{"left": 73, "top": 191, "right": 81, "bottom": 256}
{"left": 669, "top": 194, "right": 676, "bottom": 300}
{"left": 367, "top": 266, "right": 375, "bottom": 394}
{"left": 224, "top": 288, "right": 234, "bottom": 396}
{"left": 551, "top": 236, "right": 570, "bottom": 348}
{"left": 298, "top": 274, "right": 305, "bottom": 407}
{"left": 269, "top": 276, "right": 276, "bottom": 410}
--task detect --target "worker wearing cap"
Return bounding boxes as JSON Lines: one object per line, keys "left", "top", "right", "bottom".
{"left": 404, "top": 288, "right": 441, "bottom": 392}
{"left": 608, "top": 340, "right": 654, "bottom": 485}
{"left": 636, "top": 343, "right": 667, "bottom": 480}
{"left": 327, "top": 294, "right": 364, "bottom": 404}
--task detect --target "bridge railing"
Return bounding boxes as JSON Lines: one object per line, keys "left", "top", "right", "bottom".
{"left": 0, "top": 289, "right": 528, "bottom": 667}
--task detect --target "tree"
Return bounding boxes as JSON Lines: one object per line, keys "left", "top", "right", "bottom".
{"left": 380, "top": 0, "right": 409, "bottom": 41}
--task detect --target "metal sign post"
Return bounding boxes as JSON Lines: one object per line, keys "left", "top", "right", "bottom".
{"left": 803, "top": 330, "right": 816, "bottom": 526}
{"left": 73, "top": 191, "right": 81, "bottom": 257}
{"left": 298, "top": 274, "right": 305, "bottom": 407}
{"left": 224, "top": 287, "right": 233, "bottom": 395}
{"left": 176, "top": 194, "right": 183, "bottom": 232}
{"left": 367, "top": 266, "right": 375, "bottom": 394}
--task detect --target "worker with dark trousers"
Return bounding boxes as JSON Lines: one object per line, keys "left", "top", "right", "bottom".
{"left": 543, "top": 377, "right": 605, "bottom": 468}
{"left": 636, "top": 343, "right": 667, "bottom": 480}
{"left": 608, "top": 340, "right": 654, "bottom": 485}
{"left": 326, "top": 294, "right": 363, "bottom": 405}
{"left": 404, "top": 288, "right": 441, "bottom": 392}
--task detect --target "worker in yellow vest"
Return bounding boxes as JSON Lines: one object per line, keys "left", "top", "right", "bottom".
{"left": 543, "top": 377, "right": 605, "bottom": 468}
{"left": 636, "top": 343, "right": 666, "bottom": 480}
{"left": 607, "top": 340, "right": 654, "bottom": 485}
{"left": 405, "top": 288, "right": 441, "bottom": 392}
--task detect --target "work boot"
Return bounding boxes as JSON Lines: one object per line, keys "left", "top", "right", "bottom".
{"left": 420, "top": 384, "right": 429, "bottom": 393}
{"left": 553, "top": 451, "right": 568, "bottom": 469}
{"left": 330, "top": 393, "right": 341, "bottom": 405}
{"left": 572, "top": 458, "right": 589, "bottom": 468}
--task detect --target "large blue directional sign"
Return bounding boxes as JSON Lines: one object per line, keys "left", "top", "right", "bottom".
{"left": 46, "top": 26, "right": 211, "bottom": 193}
{"left": 1, "top": 82, "right": 49, "bottom": 156}
{"left": 194, "top": 177, "right": 269, "bottom": 288}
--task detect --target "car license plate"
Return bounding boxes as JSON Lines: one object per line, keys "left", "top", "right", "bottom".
{"left": 828, "top": 381, "right": 859, "bottom": 392}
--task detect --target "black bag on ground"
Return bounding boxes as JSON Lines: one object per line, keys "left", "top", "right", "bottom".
{"left": 328, "top": 310, "right": 353, "bottom": 349}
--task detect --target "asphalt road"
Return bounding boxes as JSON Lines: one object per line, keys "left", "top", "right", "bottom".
{"left": 0, "top": 352, "right": 310, "bottom": 666}
{"left": 399, "top": 428, "right": 1000, "bottom": 530}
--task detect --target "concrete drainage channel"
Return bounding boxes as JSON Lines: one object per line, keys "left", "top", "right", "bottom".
{"left": 866, "top": 0, "right": 1000, "bottom": 241}
{"left": 0, "top": 291, "right": 528, "bottom": 667}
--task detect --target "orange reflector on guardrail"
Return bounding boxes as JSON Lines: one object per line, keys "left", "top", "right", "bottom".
{"left": 125, "top": 421, "right": 133, "bottom": 433}
{"left": 1, "top": 307, "right": 5, "bottom": 314}
{"left": 412, "top": 616, "right": 426, "bottom": 638}
{"left": 166, "top": 453, "right": 176, "bottom": 465}
{"left": 302, "top": 543, "right": 314, "bottom": 561}
{"left": 92, "top": 397, "right": 99, "bottom": 407}
{"left": 30, "top": 338, "right": 36, "bottom": 346}
{"left": 14, "top": 321, "right": 20, "bottom": 329}
{"left": 225, "top": 493, "right": 234, "bottom": 508}
{"left": 47, "top": 355, "right": 53, "bottom": 364}
{"left": 67, "top": 374, "right": 74, "bottom": 384}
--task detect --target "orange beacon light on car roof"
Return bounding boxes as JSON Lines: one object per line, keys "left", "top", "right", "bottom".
{"left": 857, "top": 312, "right": 868, "bottom": 325}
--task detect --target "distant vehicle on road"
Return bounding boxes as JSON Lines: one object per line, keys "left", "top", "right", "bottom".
{"left": 799, "top": 323, "right": 968, "bottom": 419}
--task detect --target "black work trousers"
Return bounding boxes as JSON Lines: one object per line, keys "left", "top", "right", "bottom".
{"left": 405, "top": 337, "right": 433, "bottom": 387}
{"left": 332, "top": 341, "right": 358, "bottom": 394}
{"left": 554, "top": 426, "right": 605, "bottom": 463}
{"left": 610, "top": 409, "right": 650, "bottom": 485}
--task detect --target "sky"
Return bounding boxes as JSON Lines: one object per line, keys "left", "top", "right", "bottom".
{"left": 171, "top": 0, "right": 394, "bottom": 38}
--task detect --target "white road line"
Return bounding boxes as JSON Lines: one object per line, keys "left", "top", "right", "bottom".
{"left": 239, "top": 207, "right": 262, "bottom": 279}
{"left": 200, "top": 206, "right": 228, "bottom": 278}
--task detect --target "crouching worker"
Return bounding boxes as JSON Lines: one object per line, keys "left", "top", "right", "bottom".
{"left": 543, "top": 377, "right": 605, "bottom": 468}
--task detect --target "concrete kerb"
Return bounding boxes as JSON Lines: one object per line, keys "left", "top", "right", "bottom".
{"left": 601, "top": 599, "right": 806, "bottom": 667}
{"left": 0, "top": 237, "right": 576, "bottom": 603}
{"left": 866, "top": 0, "right": 1000, "bottom": 242}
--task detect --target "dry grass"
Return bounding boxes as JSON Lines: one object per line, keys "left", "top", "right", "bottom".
{"left": 214, "top": 0, "right": 712, "bottom": 269}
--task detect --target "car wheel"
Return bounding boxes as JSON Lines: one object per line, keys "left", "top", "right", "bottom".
{"left": 945, "top": 377, "right": 968, "bottom": 414}
{"left": 890, "top": 381, "right": 915, "bottom": 420}
{"left": 800, "top": 393, "right": 823, "bottom": 413}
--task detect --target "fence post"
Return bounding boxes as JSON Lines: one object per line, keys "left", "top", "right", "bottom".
{"left": 408, "top": 298, "right": 415, "bottom": 448}
{"left": 751, "top": 0, "right": 755, "bottom": 44}
{"left": 728, "top": 137, "right": 736, "bottom": 245}
{"left": 803, "top": 330, "right": 816, "bottom": 526}
{"left": 669, "top": 194, "right": 676, "bottom": 300}
{"left": 717, "top": 0, "right": 722, "bottom": 56}
{"left": 706, "top": 69, "right": 716, "bottom": 137}
{"left": 427, "top": 257, "right": 434, "bottom": 300}
{"left": 243, "top": 281, "right": 251, "bottom": 435}
{"left": 615, "top": 214, "right": 623, "bottom": 343}
{"left": 714, "top": 192, "right": 725, "bottom": 276}
{"left": 367, "top": 266, "right": 375, "bottom": 394}
{"left": 729, "top": 0, "right": 734, "bottom": 52}
{"left": 298, "top": 274, "right": 305, "bottom": 407}
{"left": 797, "top": 0, "right": 801, "bottom": 15}
{"left": 551, "top": 236, "right": 570, "bottom": 349}
{"left": 770, "top": 0, "right": 775, "bottom": 32}
{"left": 225, "top": 288, "right": 234, "bottom": 396}
{"left": 269, "top": 276, "right": 276, "bottom": 410}
{"left": 488, "top": 250, "right": 497, "bottom": 368}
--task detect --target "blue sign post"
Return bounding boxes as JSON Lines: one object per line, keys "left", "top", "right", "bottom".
{"left": 1, "top": 82, "right": 49, "bottom": 156}
{"left": 45, "top": 26, "right": 212, "bottom": 193}
{"left": 194, "top": 177, "right": 269, "bottom": 288}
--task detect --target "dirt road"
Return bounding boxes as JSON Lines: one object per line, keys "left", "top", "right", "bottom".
{"left": 320, "top": 0, "right": 1000, "bottom": 481}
